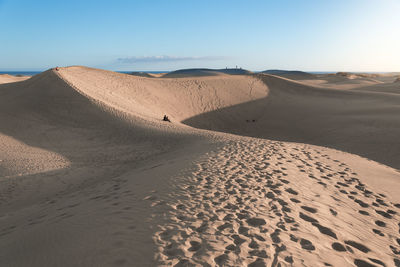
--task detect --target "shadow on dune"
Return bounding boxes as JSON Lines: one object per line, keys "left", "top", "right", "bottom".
{"left": 183, "top": 74, "right": 400, "bottom": 170}
{"left": 0, "top": 70, "right": 195, "bottom": 179}
{"left": 2, "top": 70, "right": 399, "bottom": 171}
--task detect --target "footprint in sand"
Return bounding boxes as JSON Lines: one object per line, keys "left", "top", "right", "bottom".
{"left": 299, "top": 212, "right": 318, "bottom": 223}
{"left": 331, "top": 242, "right": 346, "bottom": 252}
{"left": 188, "top": 240, "right": 201, "bottom": 252}
{"left": 214, "top": 254, "right": 229, "bottom": 266}
{"left": 300, "top": 238, "right": 315, "bottom": 251}
{"left": 375, "top": 220, "right": 386, "bottom": 227}
{"left": 344, "top": 240, "right": 371, "bottom": 253}
{"left": 301, "top": 206, "right": 317, "bottom": 213}
{"left": 372, "top": 228, "right": 385, "bottom": 237}
{"left": 354, "top": 259, "right": 380, "bottom": 267}
{"left": 312, "top": 223, "right": 337, "bottom": 239}
{"left": 359, "top": 210, "right": 369, "bottom": 216}
{"left": 285, "top": 188, "right": 298, "bottom": 195}
{"left": 246, "top": 218, "right": 266, "bottom": 227}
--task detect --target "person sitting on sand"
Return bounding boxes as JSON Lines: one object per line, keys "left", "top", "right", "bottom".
{"left": 163, "top": 115, "right": 170, "bottom": 122}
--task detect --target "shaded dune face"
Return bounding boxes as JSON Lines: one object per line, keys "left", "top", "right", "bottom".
{"left": 0, "top": 66, "right": 399, "bottom": 267}
{"left": 184, "top": 74, "right": 400, "bottom": 170}
{"left": 353, "top": 82, "right": 400, "bottom": 94}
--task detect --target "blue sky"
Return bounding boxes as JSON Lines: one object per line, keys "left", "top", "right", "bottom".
{"left": 1, "top": 0, "right": 399, "bottom": 71}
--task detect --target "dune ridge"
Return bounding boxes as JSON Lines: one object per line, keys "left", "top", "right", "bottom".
{"left": 0, "top": 66, "right": 399, "bottom": 267}
{"left": 163, "top": 68, "right": 253, "bottom": 78}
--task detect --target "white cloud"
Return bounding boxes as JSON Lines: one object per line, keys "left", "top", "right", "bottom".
{"left": 117, "top": 55, "right": 227, "bottom": 64}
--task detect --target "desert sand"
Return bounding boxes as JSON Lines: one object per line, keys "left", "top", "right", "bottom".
{"left": 0, "top": 66, "right": 399, "bottom": 267}
{"left": 0, "top": 74, "right": 31, "bottom": 84}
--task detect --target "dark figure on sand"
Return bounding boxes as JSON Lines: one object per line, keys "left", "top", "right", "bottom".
{"left": 163, "top": 115, "right": 170, "bottom": 122}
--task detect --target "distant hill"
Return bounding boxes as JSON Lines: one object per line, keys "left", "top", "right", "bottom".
{"left": 163, "top": 68, "right": 253, "bottom": 78}
{"left": 336, "top": 72, "right": 379, "bottom": 79}
{"left": 129, "top": 72, "right": 155, "bottom": 78}
{"left": 262, "top": 69, "right": 313, "bottom": 76}
{"left": 217, "top": 68, "right": 253, "bottom": 75}
{"left": 260, "top": 70, "right": 314, "bottom": 80}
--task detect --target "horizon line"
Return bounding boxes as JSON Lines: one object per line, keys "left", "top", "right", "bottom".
{"left": 1, "top": 68, "right": 399, "bottom": 74}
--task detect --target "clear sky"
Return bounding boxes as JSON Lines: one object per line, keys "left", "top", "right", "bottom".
{"left": 1, "top": 0, "right": 399, "bottom": 72}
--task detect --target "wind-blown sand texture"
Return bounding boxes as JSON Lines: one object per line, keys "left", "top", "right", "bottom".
{"left": 0, "top": 66, "right": 399, "bottom": 267}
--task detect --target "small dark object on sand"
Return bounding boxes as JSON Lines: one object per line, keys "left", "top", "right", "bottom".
{"left": 163, "top": 115, "right": 170, "bottom": 122}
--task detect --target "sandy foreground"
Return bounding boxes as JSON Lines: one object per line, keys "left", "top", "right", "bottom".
{"left": 0, "top": 67, "right": 399, "bottom": 267}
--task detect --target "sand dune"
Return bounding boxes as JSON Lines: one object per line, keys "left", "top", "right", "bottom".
{"left": 0, "top": 66, "right": 399, "bottom": 267}
{"left": 184, "top": 74, "right": 400, "bottom": 170}
{"left": 0, "top": 68, "right": 209, "bottom": 266}
{"left": 58, "top": 66, "right": 267, "bottom": 122}
{"left": 352, "top": 81, "right": 400, "bottom": 94}
{"left": 299, "top": 72, "right": 400, "bottom": 90}
{"left": 163, "top": 68, "right": 225, "bottom": 77}
{"left": 261, "top": 70, "right": 314, "bottom": 80}
{"left": 163, "top": 68, "right": 253, "bottom": 78}
{"left": 0, "top": 74, "right": 30, "bottom": 84}
{"left": 296, "top": 74, "right": 383, "bottom": 90}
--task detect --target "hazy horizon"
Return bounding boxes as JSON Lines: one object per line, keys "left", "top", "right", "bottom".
{"left": 1, "top": 69, "right": 399, "bottom": 75}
